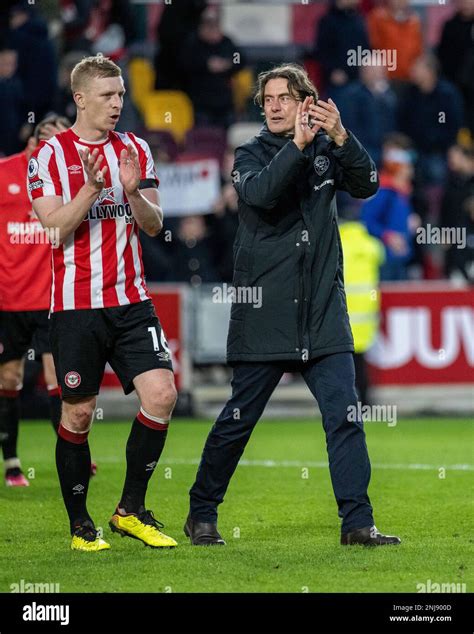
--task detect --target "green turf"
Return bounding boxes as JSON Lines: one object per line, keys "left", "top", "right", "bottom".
{"left": 1, "top": 418, "right": 473, "bottom": 593}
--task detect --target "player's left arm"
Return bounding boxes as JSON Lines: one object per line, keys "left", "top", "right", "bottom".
{"left": 128, "top": 185, "right": 163, "bottom": 237}
{"left": 119, "top": 141, "right": 163, "bottom": 236}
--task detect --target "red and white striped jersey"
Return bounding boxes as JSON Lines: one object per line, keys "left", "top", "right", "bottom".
{"left": 28, "top": 128, "right": 158, "bottom": 313}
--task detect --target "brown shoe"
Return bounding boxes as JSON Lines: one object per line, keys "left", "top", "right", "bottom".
{"left": 341, "top": 525, "right": 401, "bottom": 546}
{"left": 184, "top": 515, "right": 226, "bottom": 546}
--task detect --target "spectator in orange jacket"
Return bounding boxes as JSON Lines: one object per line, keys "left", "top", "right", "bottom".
{"left": 367, "top": 0, "right": 423, "bottom": 82}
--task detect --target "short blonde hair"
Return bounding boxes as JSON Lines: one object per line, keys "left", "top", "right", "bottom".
{"left": 71, "top": 54, "right": 122, "bottom": 92}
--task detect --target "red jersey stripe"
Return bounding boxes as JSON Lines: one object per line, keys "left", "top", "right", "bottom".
{"left": 56, "top": 133, "right": 92, "bottom": 309}
{"left": 100, "top": 143, "right": 120, "bottom": 307}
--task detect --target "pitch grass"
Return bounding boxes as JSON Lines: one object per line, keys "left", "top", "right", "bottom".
{"left": 0, "top": 418, "right": 472, "bottom": 593}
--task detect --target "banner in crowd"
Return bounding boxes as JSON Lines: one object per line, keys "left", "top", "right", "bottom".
{"left": 367, "top": 284, "right": 474, "bottom": 384}
{"left": 156, "top": 159, "right": 220, "bottom": 216}
{"left": 100, "top": 283, "right": 474, "bottom": 391}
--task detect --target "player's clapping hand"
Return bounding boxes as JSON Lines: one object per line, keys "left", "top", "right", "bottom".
{"left": 78, "top": 147, "right": 108, "bottom": 191}
{"left": 119, "top": 144, "right": 141, "bottom": 196}
{"left": 307, "top": 98, "right": 348, "bottom": 146}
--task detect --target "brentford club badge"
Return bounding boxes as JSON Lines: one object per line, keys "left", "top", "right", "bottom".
{"left": 65, "top": 371, "right": 81, "bottom": 389}
{"left": 313, "top": 155, "right": 330, "bottom": 176}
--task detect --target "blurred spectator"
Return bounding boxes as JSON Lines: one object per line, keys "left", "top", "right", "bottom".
{"left": 154, "top": 0, "right": 207, "bottom": 90}
{"left": 0, "top": 0, "right": 18, "bottom": 45}
{"left": 367, "top": 0, "right": 422, "bottom": 84}
{"left": 53, "top": 50, "right": 87, "bottom": 121}
{"left": 61, "top": 0, "right": 137, "bottom": 58}
{"left": 166, "top": 215, "right": 219, "bottom": 285}
{"left": 361, "top": 143, "right": 416, "bottom": 281}
{"left": 209, "top": 147, "right": 239, "bottom": 282}
{"left": 139, "top": 230, "right": 173, "bottom": 283}
{"left": 7, "top": 1, "right": 57, "bottom": 121}
{"left": 178, "top": 7, "right": 244, "bottom": 128}
{"left": 437, "top": 0, "right": 474, "bottom": 135}
{"left": 399, "top": 53, "right": 464, "bottom": 187}
{"left": 60, "top": 0, "right": 94, "bottom": 51}
{"left": 440, "top": 145, "right": 474, "bottom": 282}
{"left": 339, "top": 215, "right": 384, "bottom": 406}
{"left": 0, "top": 48, "right": 24, "bottom": 156}
{"left": 335, "top": 64, "right": 397, "bottom": 165}
{"left": 314, "top": 0, "right": 369, "bottom": 93}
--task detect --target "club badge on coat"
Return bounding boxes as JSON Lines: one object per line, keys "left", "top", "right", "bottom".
{"left": 313, "top": 155, "right": 330, "bottom": 176}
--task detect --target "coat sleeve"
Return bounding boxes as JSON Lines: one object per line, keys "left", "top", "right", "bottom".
{"left": 331, "top": 131, "right": 379, "bottom": 199}
{"left": 233, "top": 141, "right": 307, "bottom": 210}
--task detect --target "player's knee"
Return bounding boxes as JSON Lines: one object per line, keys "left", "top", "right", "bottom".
{"left": 0, "top": 365, "right": 23, "bottom": 391}
{"left": 63, "top": 401, "right": 95, "bottom": 432}
{"left": 143, "top": 383, "right": 178, "bottom": 418}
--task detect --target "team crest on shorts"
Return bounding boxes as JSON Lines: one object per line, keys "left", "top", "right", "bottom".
{"left": 313, "top": 155, "right": 330, "bottom": 176}
{"left": 65, "top": 371, "right": 81, "bottom": 389}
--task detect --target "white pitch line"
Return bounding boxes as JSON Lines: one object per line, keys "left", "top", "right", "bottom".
{"left": 96, "top": 457, "right": 474, "bottom": 471}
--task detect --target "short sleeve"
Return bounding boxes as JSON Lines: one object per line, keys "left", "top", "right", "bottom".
{"left": 129, "top": 134, "right": 159, "bottom": 189}
{"left": 27, "top": 141, "right": 63, "bottom": 201}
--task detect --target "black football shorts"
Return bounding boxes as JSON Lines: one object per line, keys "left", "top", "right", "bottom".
{"left": 0, "top": 310, "right": 51, "bottom": 364}
{"left": 49, "top": 300, "right": 173, "bottom": 398}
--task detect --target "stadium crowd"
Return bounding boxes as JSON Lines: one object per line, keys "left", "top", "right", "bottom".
{"left": 0, "top": 0, "right": 473, "bottom": 284}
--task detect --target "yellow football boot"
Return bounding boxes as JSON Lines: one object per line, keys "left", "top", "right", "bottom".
{"left": 71, "top": 520, "right": 111, "bottom": 552}
{"left": 109, "top": 508, "right": 177, "bottom": 548}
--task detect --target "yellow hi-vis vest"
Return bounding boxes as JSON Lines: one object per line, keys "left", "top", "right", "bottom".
{"left": 339, "top": 221, "right": 385, "bottom": 353}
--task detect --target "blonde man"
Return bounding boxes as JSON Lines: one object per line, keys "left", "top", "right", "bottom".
{"left": 28, "top": 55, "right": 177, "bottom": 552}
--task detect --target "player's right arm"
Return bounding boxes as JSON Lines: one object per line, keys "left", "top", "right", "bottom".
{"left": 30, "top": 147, "right": 107, "bottom": 245}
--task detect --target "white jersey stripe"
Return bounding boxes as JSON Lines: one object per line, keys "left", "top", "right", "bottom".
{"left": 88, "top": 219, "right": 104, "bottom": 309}
{"left": 36, "top": 144, "right": 57, "bottom": 197}
{"left": 133, "top": 136, "right": 156, "bottom": 180}
{"left": 85, "top": 139, "right": 106, "bottom": 310}
{"left": 129, "top": 228, "right": 149, "bottom": 301}
{"left": 49, "top": 137, "right": 75, "bottom": 310}
{"left": 112, "top": 131, "right": 149, "bottom": 303}
{"left": 103, "top": 142, "right": 128, "bottom": 305}
{"left": 50, "top": 250, "right": 55, "bottom": 314}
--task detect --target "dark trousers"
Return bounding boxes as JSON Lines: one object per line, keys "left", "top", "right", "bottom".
{"left": 353, "top": 351, "right": 370, "bottom": 407}
{"left": 189, "top": 352, "right": 374, "bottom": 533}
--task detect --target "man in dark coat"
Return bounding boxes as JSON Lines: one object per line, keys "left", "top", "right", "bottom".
{"left": 185, "top": 64, "right": 401, "bottom": 547}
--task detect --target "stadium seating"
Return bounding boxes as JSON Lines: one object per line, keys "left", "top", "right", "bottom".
{"left": 232, "top": 68, "right": 254, "bottom": 113}
{"left": 142, "top": 90, "right": 194, "bottom": 144}
{"left": 184, "top": 126, "right": 227, "bottom": 164}
{"left": 141, "top": 129, "right": 179, "bottom": 161}
{"left": 128, "top": 57, "right": 156, "bottom": 112}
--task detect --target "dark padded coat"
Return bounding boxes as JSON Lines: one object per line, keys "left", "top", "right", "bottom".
{"left": 227, "top": 125, "right": 378, "bottom": 364}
